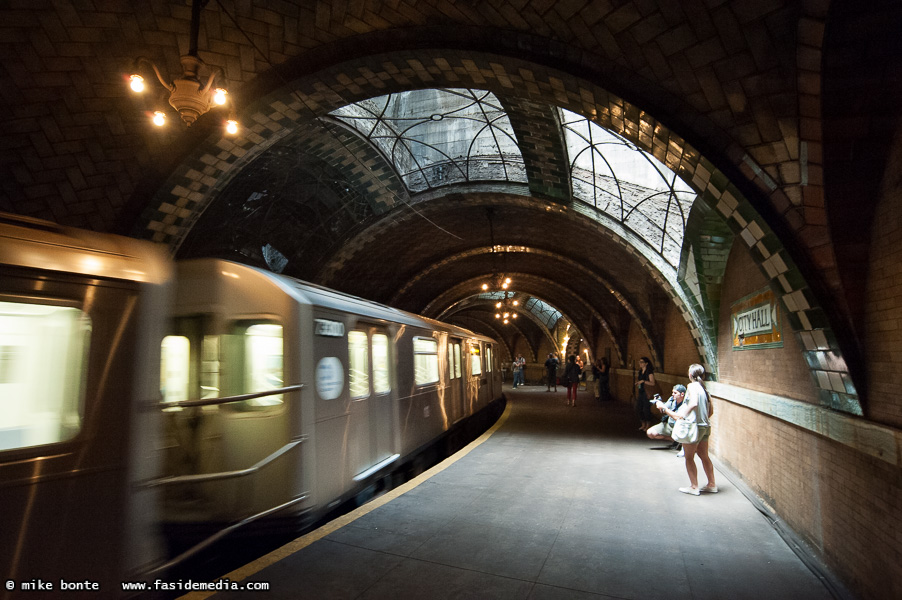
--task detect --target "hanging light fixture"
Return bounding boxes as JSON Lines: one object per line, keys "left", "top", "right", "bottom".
{"left": 481, "top": 207, "right": 513, "bottom": 293}
{"left": 494, "top": 291, "right": 519, "bottom": 324}
{"left": 127, "top": 0, "right": 239, "bottom": 133}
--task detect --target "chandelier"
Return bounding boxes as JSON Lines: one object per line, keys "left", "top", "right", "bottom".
{"left": 494, "top": 292, "right": 519, "bottom": 324}
{"left": 127, "top": 0, "right": 238, "bottom": 133}
{"left": 480, "top": 207, "right": 512, "bottom": 292}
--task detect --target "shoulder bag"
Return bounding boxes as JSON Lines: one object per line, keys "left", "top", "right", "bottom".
{"left": 671, "top": 417, "right": 699, "bottom": 444}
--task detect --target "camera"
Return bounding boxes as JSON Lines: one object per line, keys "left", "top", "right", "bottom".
{"left": 649, "top": 393, "right": 662, "bottom": 403}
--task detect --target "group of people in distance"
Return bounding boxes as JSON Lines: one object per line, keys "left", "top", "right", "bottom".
{"left": 540, "top": 352, "right": 611, "bottom": 406}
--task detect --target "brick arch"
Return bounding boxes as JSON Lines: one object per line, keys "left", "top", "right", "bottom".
{"left": 390, "top": 245, "right": 645, "bottom": 362}
{"left": 424, "top": 274, "right": 629, "bottom": 370}
{"left": 137, "top": 48, "right": 861, "bottom": 414}
{"left": 443, "top": 295, "right": 577, "bottom": 365}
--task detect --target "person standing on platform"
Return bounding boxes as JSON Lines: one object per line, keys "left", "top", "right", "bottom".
{"left": 564, "top": 354, "right": 581, "bottom": 407}
{"left": 635, "top": 356, "right": 656, "bottom": 431}
{"left": 512, "top": 354, "right": 525, "bottom": 388}
{"left": 544, "top": 353, "right": 559, "bottom": 392}
{"left": 594, "top": 357, "right": 610, "bottom": 401}
{"left": 655, "top": 364, "right": 716, "bottom": 496}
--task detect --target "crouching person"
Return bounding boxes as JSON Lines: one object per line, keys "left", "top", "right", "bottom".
{"left": 647, "top": 384, "right": 686, "bottom": 446}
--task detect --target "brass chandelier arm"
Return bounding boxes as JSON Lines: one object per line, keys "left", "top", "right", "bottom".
{"left": 133, "top": 56, "right": 174, "bottom": 92}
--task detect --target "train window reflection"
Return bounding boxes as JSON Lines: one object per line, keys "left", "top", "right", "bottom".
{"left": 373, "top": 334, "right": 390, "bottom": 394}
{"left": 161, "top": 336, "right": 190, "bottom": 404}
{"left": 244, "top": 324, "right": 283, "bottom": 407}
{"left": 201, "top": 335, "right": 220, "bottom": 399}
{"left": 448, "top": 344, "right": 455, "bottom": 380}
{"left": 0, "top": 300, "right": 89, "bottom": 452}
{"left": 486, "top": 346, "right": 493, "bottom": 372}
{"left": 453, "top": 343, "right": 462, "bottom": 379}
{"left": 413, "top": 337, "right": 439, "bottom": 385}
{"left": 349, "top": 330, "right": 370, "bottom": 399}
{"left": 470, "top": 344, "right": 482, "bottom": 375}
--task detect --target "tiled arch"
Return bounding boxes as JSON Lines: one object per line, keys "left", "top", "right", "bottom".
{"left": 389, "top": 244, "right": 645, "bottom": 367}
{"left": 441, "top": 296, "right": 556, "bottom": 364}
{"left": 424, "top": 274, "right": 628, "bottom": 371}
{"left": 136, "top": 49, "right": 861, "bottom": 415}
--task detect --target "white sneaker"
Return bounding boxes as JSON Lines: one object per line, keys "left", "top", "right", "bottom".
{"left": 679, "top": 486, "right": 700, "bottom": 496}
{"left": 676, "top": 449, "right": 685, "bottom": 458}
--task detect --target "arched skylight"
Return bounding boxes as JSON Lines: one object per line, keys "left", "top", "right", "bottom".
{"left": 559, "top": 108, "right": 697, "bottom": 268}
{"left": 522, "top": 297, "right": 563, "bottom": 330}
{"left": 476, "top": 292, "right": 561, "bottom": 330}
{"left": 331, "top": 89, "right": 526, "bottom": 192}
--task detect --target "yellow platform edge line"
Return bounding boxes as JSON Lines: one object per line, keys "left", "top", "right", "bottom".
{"left": 179, "top": 399, "right": 511, "bottom": 600}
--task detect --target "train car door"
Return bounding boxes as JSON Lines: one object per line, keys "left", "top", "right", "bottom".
{"left": 368, "top": 328, "right": 394, "bottom": 467}
{"left": 346, "top": 328, "right": 372, "bottom": 479}
{"left": 311, "top": 312, "right": 352, "bottom": 501}
{"left": 447, "top": 338, "right": 465, "bottom": 423}
{"left": 347, "top": 324, "right": 395, "bottom": 479}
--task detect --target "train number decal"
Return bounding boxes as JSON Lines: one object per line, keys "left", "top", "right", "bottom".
{"left": 315, "top": 319, "right": 345, "bottom": 337}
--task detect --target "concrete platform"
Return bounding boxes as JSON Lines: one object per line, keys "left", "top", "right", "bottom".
{"left": 185, "top": 385, "right": 842, "bottom": 600}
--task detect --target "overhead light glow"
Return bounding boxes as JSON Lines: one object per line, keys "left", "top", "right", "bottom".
{"left": 213, "top": 88, "right": 228, "bottom": 105}
{"left": 152, "top": 111, "right": 166, "bottom": 126}
{"left": 225, "top": 119, "right": 238, "bottom": 135}
{"left": 129, "top": 74, "right": 145, "bottom": 93}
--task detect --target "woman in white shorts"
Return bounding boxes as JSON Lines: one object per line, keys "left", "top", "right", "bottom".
{"left": 655, "top": 364, "right": 717, "bottom": 496}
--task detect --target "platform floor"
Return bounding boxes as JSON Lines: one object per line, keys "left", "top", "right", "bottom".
{"left": 189, "top": 385, "right": 840, "bottom": 600}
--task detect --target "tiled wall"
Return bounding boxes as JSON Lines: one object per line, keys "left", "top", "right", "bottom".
{"left": 712, "top": 399, "right": 902, "bottom": 600}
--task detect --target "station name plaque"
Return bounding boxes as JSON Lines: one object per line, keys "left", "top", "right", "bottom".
{"left": 731, "top": 287, "right": 782, "bottom": 350}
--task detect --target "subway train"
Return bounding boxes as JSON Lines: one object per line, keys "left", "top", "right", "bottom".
{"left": 0, "top": 212, "right": 503, "bottom": 596}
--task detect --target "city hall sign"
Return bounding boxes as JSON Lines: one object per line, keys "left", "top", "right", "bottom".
{"left": 731, "top": 287, "right": 782, "bottom": 350}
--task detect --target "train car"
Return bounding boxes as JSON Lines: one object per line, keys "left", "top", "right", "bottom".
{"left": 0, "top": 213, "right": 172, "bottom": 594}
{"left": 158, "top": 258, "right": 503, "bottom": 538}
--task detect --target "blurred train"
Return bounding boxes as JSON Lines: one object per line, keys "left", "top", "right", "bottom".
{"left": 0, "top": 212, "right": 503, "bottom": 596}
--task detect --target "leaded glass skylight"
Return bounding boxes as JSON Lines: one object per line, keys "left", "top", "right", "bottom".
{"left": 559, "top": 108, "right": 697, "bottom": 268}
{"left": 330, "top": 89, "right": 526, "bottom": 193}
{"left": 477, "top": 293, "right": 563, "bottom": 330}
{"left": 522, "top": 297, "right": 563, "bottom": 330}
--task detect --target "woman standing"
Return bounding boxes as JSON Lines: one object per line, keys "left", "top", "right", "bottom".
{"left": 656, "top": 363, "right": 716, "bottom": 496}
{"left": 564, "top": 354, "right": 581, "bottom": 407}
{"left": 593, "top": 357, "right": 610, "bottom": 401}
{"left": 635, "top": 357, "right": 656, "bottom": 430}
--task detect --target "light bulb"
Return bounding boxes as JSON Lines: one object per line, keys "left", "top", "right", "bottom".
{"left": 129, "top": 74, "right": 144, "bottom": 93}
{"left": 213, "top": 88, "right": 228, "bottom": 105}
{"left": 513, "top": 300, "right": 519, "bottom": 306}
{"left": 495, "top": 302, "right": 502, "bottom": 308}
{"left": 503, "top": 319, "right": 509, "bottom": 324}
{"left": 513, "top": 313, "right": 518, "bottom": 318}
{"left": 152, "top": 111, "right": 166, "bottom": 126}
{"left": 225, "top": 119, "right": 238, "bottom": 134}
{"left": 504, "top": 277, "right": 511, "bottom": 284}
{"left": 501, "top": 282, "right": 509, "bottom": 289}
{"left": 481, "top": 283, "right": 489, "bottom": 291}
{"left": 495, "top": 313, "right": 501, "bottom": 319}
{"left": 503, "top": 312, "right": 510, "bottom": 318}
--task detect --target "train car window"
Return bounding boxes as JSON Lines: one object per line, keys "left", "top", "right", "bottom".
{"left": 453, "top": 343, "right": 462, "bottom": 379}
{"left": 372, "top": 334, "right": 390, "bottom": 394}
{"left": 413, "top": 337, "right": 439, "bottom": 385}
{"left": 447, "top": 344, "right": 456, "bottom": 380}
{"left": 243, "top": 324, "right": 283, "bottom": 407}
{"left": 0, "top": 300, "right": 90, "bottom": 452}
{"left": 348, "top": 330, "right": 370, "bottom": 399}
{"left": 161, "top": 335, "right": 190, "bottom": 404}
{"left": 486, "top": 346, "right": 493, "bottom": 372}
{"left": 201, "top": 335, "right": 220, "bottom": 399}
{"left": 469, "top": 344, "right": 482, "bottom": 376}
